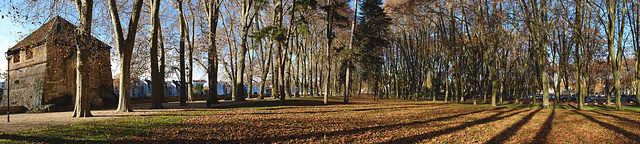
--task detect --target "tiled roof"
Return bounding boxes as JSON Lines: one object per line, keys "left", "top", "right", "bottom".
{"left": 8, "top": 16, "right": 110, "bottom": 54}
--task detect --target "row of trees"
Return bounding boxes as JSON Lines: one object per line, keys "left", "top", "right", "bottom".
{"left": 7, "top": 0, "right": 639, "bottom": 117}
{"left": 382, "top": 0, "right": 640, "bottom": 110}
{"left": 3, "top": 0, "right": 394, "bottom": 117}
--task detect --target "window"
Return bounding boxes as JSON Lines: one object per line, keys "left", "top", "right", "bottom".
{"left": 13, "top": 53, "right": 20, "bottom": 63}
{"left": 26, "top": 49, "right": 33, "bottom": 60}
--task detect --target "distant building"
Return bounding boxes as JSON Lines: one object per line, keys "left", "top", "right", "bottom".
{"left": 114, "top": 80, "right": 239, "bottom": 98}
{"left": 2, "top": 16, "right": 114, "bottom": 109}
{"left": 193, "top": 80, "right": 207, "bottom": 86}
{"left": 165, "top": 81, "right": 181, "bottom": 97}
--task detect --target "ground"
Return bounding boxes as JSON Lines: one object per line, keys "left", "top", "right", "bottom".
{"left": 1, "top": 95, "right": 640, "bottom": 143}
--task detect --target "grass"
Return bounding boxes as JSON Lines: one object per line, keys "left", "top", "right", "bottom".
{"left": 2, "top": 96, "right": 640, "bottom": 143}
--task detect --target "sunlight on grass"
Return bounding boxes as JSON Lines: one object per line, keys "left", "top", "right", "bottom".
{"left": 471, "top": 102, "right": 640, "bottom": 111}
{"left": 298, "top": 96, "right": 342, "bottom": 100}
{"left": 2, "top": 97, "right": 640, "bottom": 143}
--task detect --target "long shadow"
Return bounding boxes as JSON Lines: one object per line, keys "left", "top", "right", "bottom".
{"left": 225, "top": 107, "right": 508, "bottom": 143}
{"left": 484, "top": 108, "right": 542, "bottom": 144}
{"left": 573, "top": 111, "right": 640, "bottom": 142}
{"left": 206, "top": 105, "right": 437, "bottom": 116}
{"left": 380, "top": 108, "right": 527, "bottom": 144}
{"left": 567, "top": 104, "right": 579, "bottom": 110}
{"left": 349, "top": 104, "right": 443, "bottom": 112}
{"left": 594, "top": 105, "right": 617, "bottom": 110}
{"left": 532, "top": 108, "right": 555, "bottom": 143}
{"left": 212, "top": 100, "right": 341, "bottom": 110}
{"left": 214, "top": 110, "right": 344, "bottom": 116}
{"left": 591, "top": 111, "right": 640, "bottom": 126}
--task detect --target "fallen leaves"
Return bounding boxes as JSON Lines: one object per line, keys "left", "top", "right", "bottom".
{"left": 2, "top": 96, "right": 640, "bottom": 143}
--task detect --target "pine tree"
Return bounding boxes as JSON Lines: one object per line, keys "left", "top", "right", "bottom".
{"left": 356, "top": 0, "right": 390, "bottom": 99}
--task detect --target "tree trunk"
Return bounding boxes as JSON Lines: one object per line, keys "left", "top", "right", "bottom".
{"left": 158, "top": 21, "right": 166, "bottom": 103}
{"left": 150, "top": 0, "right": 164, "bottom": 109}
{"left": 72, "top": 0, "right": 94, "bottom": 117}
{"left": 108, "top": 0, "right": 143, "bottom": 112}
{"left": 259, "top": 42, "right": 273, "bottom": 99}
{"left": 234, "top": 0, "right": 253, "bottom": 102}
{"left": 205, "top": 0, "right": 222, "bottom": 107}
{"left": 188, "top": 38, "right": 194, "bottom": 102}
{"left": 117, "top": 52, "right": 133, "bottom": 112}
{"left": 344, "top": 0, "right": 357, "bottom": 104}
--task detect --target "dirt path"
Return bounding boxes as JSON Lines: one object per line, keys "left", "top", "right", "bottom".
{"left": 0, "top": 98, "right": 272, "bottom": 133}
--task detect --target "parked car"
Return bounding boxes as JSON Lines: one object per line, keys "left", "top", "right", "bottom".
{"left": 570, "top": 96, "right": 577, "bottom": 101}
{"left": 560, "top": 96, "right": 568, "bottom": 101}
{"left": 585, "top": 96, "right": 596, "bottom": 103}
{"left": 535, "top": 95, "right": 543, "bottom": 100}
{"left": 628, "top": 98, "right": 637, "bottom": 103}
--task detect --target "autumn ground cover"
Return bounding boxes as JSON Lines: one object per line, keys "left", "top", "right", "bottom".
{"left": 1, "top": 96, "right": 640, "bottom": 143}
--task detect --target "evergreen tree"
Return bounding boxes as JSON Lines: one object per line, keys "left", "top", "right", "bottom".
{"left": 356, "top": 0, "right": 390, "bottom": 99}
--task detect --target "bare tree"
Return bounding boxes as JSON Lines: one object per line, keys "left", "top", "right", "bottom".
{"left": 108, "top": 0, "right": 145, "bottom": 112}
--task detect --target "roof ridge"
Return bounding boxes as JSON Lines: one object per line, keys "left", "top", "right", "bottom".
{"left": 42, "top": 16, "right": 61, "bottom": 41}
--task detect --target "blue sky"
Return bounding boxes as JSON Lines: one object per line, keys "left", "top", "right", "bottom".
{"left": 0, "top": 17, "right": 31, "bottom": 81}
{"left": 0, "top": 0, "right": 372, "bottom": 83}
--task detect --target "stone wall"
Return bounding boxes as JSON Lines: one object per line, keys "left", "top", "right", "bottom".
{"left": 1, "top": 42, "right": 115, "bottom": 110}
{"left": 2, "top": 45, "right": 47, "bottom": 109}
{"left": 44, "top": 43, "right": 115, "bottom": 109}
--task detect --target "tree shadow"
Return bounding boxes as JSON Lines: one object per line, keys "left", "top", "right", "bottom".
{"left": 381, "top": 108, "right": 526, "bottom": 143}
{"left": 532, "top": 108, "right": 555, "bottom": 143}
{"left": 212, "top": 100, "right": 341, "bottom": 110}
{"left": 567, "top": 104, "right": 579, "bottom": 110}
{"left": 485, "top": 108, "right": 541, "bottom": 144}
{"left": 591, "top": 111, "right": 640, "bottom": 126}
{"left": 573, "top": 110, "right": 640, "bottom": 142}
{"left": 226, "top": 107, "right": 508, "bottom": 143}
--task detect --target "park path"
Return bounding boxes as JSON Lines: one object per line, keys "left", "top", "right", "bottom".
{"left": 0, "top": 98, "right": 274, "bottom": 133}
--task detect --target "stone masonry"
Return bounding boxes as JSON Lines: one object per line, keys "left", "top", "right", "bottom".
{"left": 2, "top": 16, "right": 115, "bottom": 110}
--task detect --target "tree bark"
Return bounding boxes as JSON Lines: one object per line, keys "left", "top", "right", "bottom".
{"left": 108, "top": 0, "right": 144, "bottom": 112}
{"left": 177, "top": 0, "right": 188, "bottom": 106}
{"left": 234, "top": 0, "right": 253, "bottom": 101}
{"left": 205, "top": 0, "right": 222, "bottom": 107}
{"left": 344, "top": 0, "right": 358, "bottom": 104}
{"left": 72, "top": 0, "right": 94, "bottom": 117}
{"left": 323, "top": 0, "right": 334, "bottom": 104}
{"left": 150, "top": 0, "right": 164, "bottom": 109}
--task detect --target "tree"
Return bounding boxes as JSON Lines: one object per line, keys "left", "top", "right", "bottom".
{"left": 150, "top": 0, "right": 164, "bottom": 109}
{"left": 108, "top": 0, "right": 145, "bottom": 112}
{"left": 630, "top": 0, "right": 640, "bottom": 106}
{"left": 233, "top": 0, "right": 256, "bottom": 102}
{"left": 177, "top": 0, "right": 188, "bottom": 106}
{"left": 601, "top": 0, "right": 627, "bottom": 110}
{"left": 344, "top": 0, "right": 358, "bottom": 104}
{"left": 520, "top": 0, "right": 551, "bottom": 109}
{"left": 323, "top": 0, "right": 333, "bottom": 104}
{"left": 73, "top": 0, "right": 94, "bottom": 117}
{"left": 357, "top": 0, "right": 390, "bottom": 100}
{"left": 203, "top": 0, "right": 223, "bottom": 107}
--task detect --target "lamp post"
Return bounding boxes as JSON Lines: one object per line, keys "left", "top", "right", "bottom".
{"left": 5, "top": 51, "right": 11, "bottom": 122}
